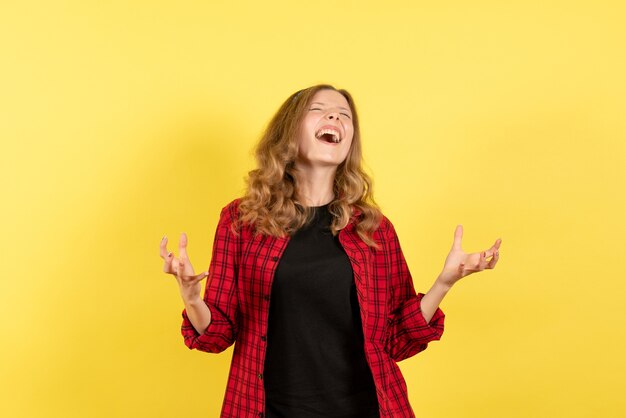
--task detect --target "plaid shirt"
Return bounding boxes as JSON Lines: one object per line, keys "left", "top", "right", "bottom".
{"left": 181, "top": 198, "right": 445, "bottom": 417}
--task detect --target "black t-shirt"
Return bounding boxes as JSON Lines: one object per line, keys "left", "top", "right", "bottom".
{"left": 263, "top": 203, "right": 380, "bottom": 417}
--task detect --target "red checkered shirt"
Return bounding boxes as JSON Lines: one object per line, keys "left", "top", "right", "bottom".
{"left": 181, "top": 198, "right": 445, "bottom": 417}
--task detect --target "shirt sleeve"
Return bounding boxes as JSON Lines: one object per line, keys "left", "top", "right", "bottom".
{"left": 181, "top": 201, "right": 240, "bottom": 353}
{"left": 382, "top": 218, "right": 445, "bottom": 362}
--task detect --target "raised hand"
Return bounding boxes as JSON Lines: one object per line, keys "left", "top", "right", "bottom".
{"left": 160, "top": 233, "right": 208, "bottom": 303}
{"left": 437, "top": 225, "right": 501, "bottom": 289}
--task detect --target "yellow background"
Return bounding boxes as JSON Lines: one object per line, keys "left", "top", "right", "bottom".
{"left": 1, "top": 1, "right": 624, "bottom": 417}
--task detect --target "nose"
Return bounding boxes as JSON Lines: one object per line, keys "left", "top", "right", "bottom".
{"left": 326, "top": 111, "right": 340, "bottom": 120}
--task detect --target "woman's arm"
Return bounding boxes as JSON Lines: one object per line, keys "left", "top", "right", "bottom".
{"left": 381, "top": 218, "right": 446, "bottom": 361}
{"left": 420, "top": 279, "right": 451, "bottom": 324}
{"left": 180, "top": 200, "right": 242, "bottom": 353}
{"left": 183, "top": 296, "right": 212, "bottom": 335}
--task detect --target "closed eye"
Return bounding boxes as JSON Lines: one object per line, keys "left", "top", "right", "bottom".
{"left": 309, "top": 108, "right": 351, "bottom": 119}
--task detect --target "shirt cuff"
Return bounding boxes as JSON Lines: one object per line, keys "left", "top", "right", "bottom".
{"left": 415, "top": 292, "right": 445, "bottom": 331}
{"left": 181, "top": 304, "right": 236, "bottom": 352}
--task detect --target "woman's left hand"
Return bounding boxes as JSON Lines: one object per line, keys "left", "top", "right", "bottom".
{"left": 437, "top": 225, "right": 502, "bottom": 289}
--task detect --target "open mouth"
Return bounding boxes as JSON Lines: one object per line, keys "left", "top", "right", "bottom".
{"left": 315, "top": 127, "right": 342, "bottom": 144}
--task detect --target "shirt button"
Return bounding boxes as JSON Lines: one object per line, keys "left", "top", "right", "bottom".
{"left": 258, "top": 413, "right": 264, "bottom": 418}
{"left": 257, "top": 373, "right": 263, "bottom": 380}
{"left": 261, "top": 335, "right": 267, "bottom": 341}
{"left": 264, "top": 295, "right": 270, "bottom": 301}
{"left": 271, "top": 256, "right": 279, "bottom": 261}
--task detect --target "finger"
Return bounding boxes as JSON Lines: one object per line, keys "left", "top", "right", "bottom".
{"left": 179, "top": 232, "right": 189, "bottom": 260}
{"left": 483, "top": 239, "right": 502, "bottom": 259}
{"left": 469, "top": 252, "right": 486, "bottom": 271}
{"left": 459, "top": 262, "right": 479, "bottom": 276}
{"left": 159, "top": 235, "right": 169, "bottom": 259}
{"left": 190, "top": 271, "right": 209, "bottom": 283}
{"left": 462, "top": 264, "right": 482, "bottom": 274}
{"left": 452, "top": 225, "right": 463, "bottom": 251}
{"left": 487, "top": 248, "right": 500, "bottom": 269}
{"left": 484, "top": 247, "right": 496, "bottom": 261}
{"left": 163, "top": 252, "right": 175, "bottom": 273}
{"left": 176, "top": 258, "right": 186, "bottom": 280}
{"left": 161, "top": 236, "right": 176, "bottom": 272}
{"left": 458, "top": 262, "right": 467, "bottom": 278}
{"left": 478, "top": 251, "right": 486, "bottom": 270}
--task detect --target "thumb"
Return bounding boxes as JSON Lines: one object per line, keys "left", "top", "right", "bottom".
{"left": 452, "top": 225, "right": 463, "bottom": 251}
{"left": 179, "top": 232, "right": 189, "bottom": 259}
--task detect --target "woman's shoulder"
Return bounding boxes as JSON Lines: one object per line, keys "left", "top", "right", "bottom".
{"left": 215, "top": 197, "right": 243, "bottom": 225}
{"left": 371, "top": 211, "right": 397, "bottom": 240}
{"left": 222, "top": 197, "right": 242, "bottom": 212}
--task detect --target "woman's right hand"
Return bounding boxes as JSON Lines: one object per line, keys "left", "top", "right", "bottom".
{"left": 160, "top": 233, "right": 208, "bottom": 303}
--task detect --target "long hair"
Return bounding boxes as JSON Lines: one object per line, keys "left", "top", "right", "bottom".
{"left": 235, "top": 84, "right": 383, "bottom": 249}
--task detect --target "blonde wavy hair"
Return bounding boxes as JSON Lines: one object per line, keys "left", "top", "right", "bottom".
{"left": 235, "top": 84, "right": 383, "bottom": 249}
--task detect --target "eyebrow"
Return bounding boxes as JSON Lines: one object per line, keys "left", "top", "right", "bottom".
{"left": 310, "top": 102, "right": 351, "bottom": 113}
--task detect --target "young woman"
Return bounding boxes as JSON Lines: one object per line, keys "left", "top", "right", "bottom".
{"left": 159, "top": 84, "right": 502, "bottom": 418}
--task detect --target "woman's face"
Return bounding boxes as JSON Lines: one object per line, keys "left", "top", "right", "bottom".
{"left": 295, "top": 89, "right": 354, "bottom": 169}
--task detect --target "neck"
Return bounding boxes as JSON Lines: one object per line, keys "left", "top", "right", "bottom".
{"left": 293, "top": 163, "right": 337, "bottom": 207}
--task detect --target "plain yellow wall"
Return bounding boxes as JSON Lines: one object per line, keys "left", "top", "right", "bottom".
{"left": 1, "top": 1, "right": 624, "bottom": 417}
